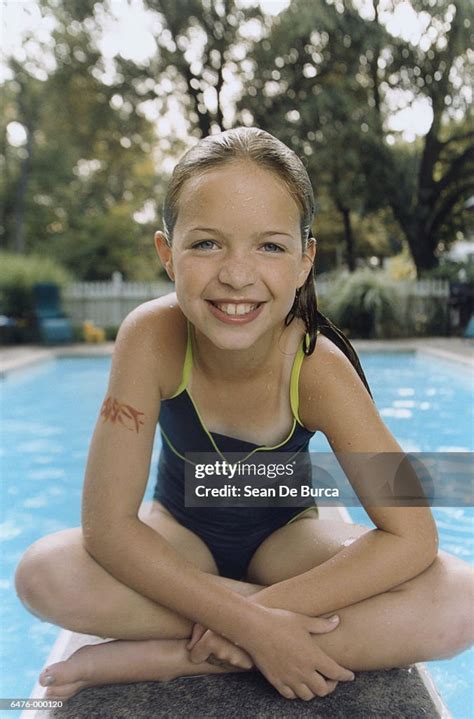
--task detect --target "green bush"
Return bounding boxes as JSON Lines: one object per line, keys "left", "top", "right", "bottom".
{"left": 104, "top": 326, "right": 119, "bottom": 341}
{"left": 0, "top": 252, "right": 73, "bottom": 318}
{"left": 320, "top": 270, "right": 404, "bottom": 339}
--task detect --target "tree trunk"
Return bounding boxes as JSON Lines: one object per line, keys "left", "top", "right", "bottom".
{"left": 341, "top": 206, "right": 356, "bottom": 272}
{"left": 12, "top": 125, "right": 33, "bottom": 254}
{"left": 0, "top": 121, "right": 10, "bottom": 249}
{"left": 405, "top": 225, "right": 439, "bottom": 277}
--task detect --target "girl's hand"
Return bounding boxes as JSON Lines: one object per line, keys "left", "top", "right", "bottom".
{"left": 186, "top": 622, "right": 208, "bottom": 651}
{"left": 242, "top": 608, "right": 354, "bottom": 700}
{"left": 188, "top": 626, "right": 254, "bottom": 670}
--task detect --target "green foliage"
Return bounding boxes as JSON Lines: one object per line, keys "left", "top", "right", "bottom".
{"left": 0, "top": 251, "right": 72, "bottom": 317}
{"left": 1, "top": 24, "right": 164, "bottom": 279}
{"left": 319, "top": 269, "right": 452, "bottom": 337}
{"left": 408, "top": 297, "right": 450, "bottom": 337}
{"left": 320, "top": 270, "right": 404, "bottom": 339}
{"left": 422, "top": 260, "right": 474, "bottom": 283}
{"left": 2, "top": 0, "right": 472, "bottom": 280}
{"left": 236, "top": 0, "right": 474, "bottom": 274}
{"left": 104, "top": 325, "right": 119, "bottom": 341}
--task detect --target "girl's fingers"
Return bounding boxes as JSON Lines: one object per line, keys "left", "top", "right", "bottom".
{"left": 308, "top": 615, "right": 340, "bottom": 634}
{"left": 294, "top": 683, "right": 315, "bottom": 701}
{"left": 189, "top": 630, "right": 254, "bottom": 669}
{"left": 189, "top": 642, "right": 211, "bottom": 663}
{"left": 307, "top": 671, "right": 335, "bottom": 697}
{"left": 219, "top": 648, "right": 254, "bottom": 669}
{"left": 279, "top": 684, "right": 296, "bottom": 699}
{"left": 315, "top": 654, "right": 355, "bottom": 682}
{"left": 186, "top": 623, "right": 207, "bottom": 651}
{"left": 189, "top": 632, "right": 214, "bottom": 663}
{"left": 239, "top": 654, "right": 254, "bottom": 669}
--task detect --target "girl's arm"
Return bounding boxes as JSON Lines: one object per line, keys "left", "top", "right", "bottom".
{"left": 249, "top": 335, "right": 439, "bottom": 616}
{"left": 81, "top": 302, "right": 264, "bottom": 643}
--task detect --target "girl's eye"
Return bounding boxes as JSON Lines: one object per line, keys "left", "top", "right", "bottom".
{"left": 191, "top": 240, "right": 217, "bottom": 250}
{"left": 262, "top": 242, "right": 284, "bottom": 253}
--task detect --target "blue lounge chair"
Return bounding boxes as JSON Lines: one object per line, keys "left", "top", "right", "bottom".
{"left": 464, "top": 314, "right": 474, "bottom": 338}
{"left": 33, "top": 283, "right": 73, "bottom": 344}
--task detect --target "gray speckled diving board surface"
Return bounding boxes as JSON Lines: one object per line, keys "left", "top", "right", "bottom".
{"left": 29, "top": 659, "right": 446, "bottom": 718}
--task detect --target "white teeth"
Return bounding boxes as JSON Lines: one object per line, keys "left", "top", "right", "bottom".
{"left": 214, "top": 303, "right": 258, "bottom": 316}
{"left": 236, "top": 304, "right": 249, "bottom": 316}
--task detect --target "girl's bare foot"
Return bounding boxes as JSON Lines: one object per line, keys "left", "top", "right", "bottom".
{"left": 38, "top": 638, "right": 228, "bottom": 701}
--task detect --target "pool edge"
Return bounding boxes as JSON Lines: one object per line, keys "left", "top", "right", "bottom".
{"left": 0, "top": 344, "right": 115, "bottom": 378}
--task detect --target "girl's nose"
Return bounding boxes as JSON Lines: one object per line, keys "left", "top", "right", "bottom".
{"left": 217, "top": 254, "right": 257, "bottom": 289}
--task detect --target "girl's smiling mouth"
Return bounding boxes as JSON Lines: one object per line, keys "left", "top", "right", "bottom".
{"left": 206, "top": 300, "right": 265, "bottom": 323}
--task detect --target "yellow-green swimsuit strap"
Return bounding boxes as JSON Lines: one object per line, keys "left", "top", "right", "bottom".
{"left": 290, "top": 333, "right": 310, "bottom": 427}
{"left": 169, "top": 320, "right": 194, "bottom": 398}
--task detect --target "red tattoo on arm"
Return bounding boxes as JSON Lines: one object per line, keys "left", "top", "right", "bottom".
{"left": 100, "top": 396, "right": 145, "bottom": 434}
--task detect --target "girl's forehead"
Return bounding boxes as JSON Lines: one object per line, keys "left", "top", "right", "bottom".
{"left": 175, "top": 162, "right": 301, "bottom": 231}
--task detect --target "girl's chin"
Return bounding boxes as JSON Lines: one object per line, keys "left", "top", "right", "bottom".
{"left": 202, "top": 322, "right": 271, "bottom": 351}
{"left": 204, "top": 331, "right": 260, "bottom": 351}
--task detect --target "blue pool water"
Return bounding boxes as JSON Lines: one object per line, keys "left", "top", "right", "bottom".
{"left": 0, "top": 352, "right": 473, "bottom": 718}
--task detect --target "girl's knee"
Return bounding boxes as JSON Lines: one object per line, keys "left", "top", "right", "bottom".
{"left": 443, "top": 563, "right": 474, "bottom": 655}
{"left": 15, "top": 530, "right": 79, "bottom": 617}
{"left": 15, "top": 538, "right": 54, "bottom": 614}
{"left": 424, "top": 554, "right": 474, "bottom": 658}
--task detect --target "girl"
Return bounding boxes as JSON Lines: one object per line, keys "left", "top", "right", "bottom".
{"left": 15, "top": 127, "right": 473, "bottom": 703}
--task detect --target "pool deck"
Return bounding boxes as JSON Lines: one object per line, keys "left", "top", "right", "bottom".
{"left": 1, "top": 336, "right": 472, "bottom": 377}
{"left": 4, "top": 338, "right": 469, "bottom": 718}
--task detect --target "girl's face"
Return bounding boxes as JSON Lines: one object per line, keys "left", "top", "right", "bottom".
{"left": 156, "top": 161, "right": 315, "bottom": 352}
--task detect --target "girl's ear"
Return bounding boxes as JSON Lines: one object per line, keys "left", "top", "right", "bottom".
{"left": 297, "top": 236, "right": 316, "bottom": 288}
{"left": 155, "top": 231, "right": 175, "bottom": 281}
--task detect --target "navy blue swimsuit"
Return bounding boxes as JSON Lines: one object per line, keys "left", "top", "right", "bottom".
{"left": 153, "top": 314, "right": 373, "bottom": 580}
{"left": 153, "top": 325, "right": 316, "bottom": 579}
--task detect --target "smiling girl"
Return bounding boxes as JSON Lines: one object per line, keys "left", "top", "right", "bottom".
{"left": 16, "top": 127, "right": 473, "bottom": 703}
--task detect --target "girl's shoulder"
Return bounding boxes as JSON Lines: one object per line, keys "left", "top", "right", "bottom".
{"left": 298, "top": 332, "right": 372, "bottom": 433}
{"left": 114, "top": 293, "right": 188, "bottom": 399}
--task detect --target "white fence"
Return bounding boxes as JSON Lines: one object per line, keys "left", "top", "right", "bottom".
{"left": 63, "top": 273, "right": 450, "bottom": 327}
{"left": 63, "top": 273, "right": 174, "bottom": 327}
{"left": 316, "top": 276, "right": 450, "bottom": 298}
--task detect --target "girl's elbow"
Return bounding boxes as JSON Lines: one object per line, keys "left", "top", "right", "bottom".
{"left": 81, "top": 518, "right": 113, "bottom": 557}
{"left": 82, "top": 527, "right": 102, "bottom": 558}
{"left": 428, "top": 532, "right": 440, "bottom": 565}
{"left": 417, "top": 529, "right": 439, "bottom": 571}
{"left": 412, "top": 513, "right": 439, "bottom": 570}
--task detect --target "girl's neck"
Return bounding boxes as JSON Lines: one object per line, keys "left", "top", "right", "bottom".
{"left": 191, "top": 324, "right": 290, "bottom": 383}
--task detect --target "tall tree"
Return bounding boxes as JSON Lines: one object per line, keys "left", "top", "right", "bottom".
{"left": 235, "top": 0, "right": 393, "bottom": 270}
{"left": 362, "top": 0, "right": 474, "bottom": 273}
{"left": 236, "top": 0, "right": 473, "bottom": 275}
{"left": 1, "top": 3, "right": 165, "bottom": 279}
{"left": 1, "top": 62, "right": 43, "bottom": 253}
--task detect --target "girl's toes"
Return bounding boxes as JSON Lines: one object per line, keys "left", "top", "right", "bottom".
{"left": 45, "top": 681, "right": 85, "bottom": 700}
{"left": 39, "top": 662, "right": 63, "bottom": 688}
{"left": 39, "top": 658, "right": 83, "bottom": 689}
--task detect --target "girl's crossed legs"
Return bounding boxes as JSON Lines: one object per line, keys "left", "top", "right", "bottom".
{"left": 14, "top": 500, "right": 474, "bottom": 700}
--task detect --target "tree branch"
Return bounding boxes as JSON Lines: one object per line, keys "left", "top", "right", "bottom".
{"left": 439, "top": 129, "right": 474, "bottom": 150}
{"left": 433, "top": 145, "right": 474, "bottom": 200}
{"left": 428, "top": 181, "right": 474, "bottom": 239}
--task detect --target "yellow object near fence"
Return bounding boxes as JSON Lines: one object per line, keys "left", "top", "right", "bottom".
{"left": 83, "top": 321, "right": 106, "bottom": 343}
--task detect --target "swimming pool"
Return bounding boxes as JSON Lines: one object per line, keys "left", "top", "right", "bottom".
{"left": 0, "top": 352, "right": 472, "bottom": 718}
